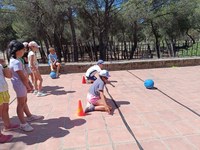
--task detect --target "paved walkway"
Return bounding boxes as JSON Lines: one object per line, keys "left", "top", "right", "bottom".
{"left": 1, "top": 66, "right": 200, "bottom": 150}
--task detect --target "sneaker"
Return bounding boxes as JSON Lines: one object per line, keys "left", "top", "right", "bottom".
{"left": 0, "top": 134, "right": 13, "bottom": 143}
{"left": 36, "top": 91, "right": 47, "bottom": 97}
{"left": 27, "top": 115, "right": 43, "bottom": 122}
{"left": 84, "top": 103, "right": 95, "bottom": 113}
{"left": 3, "top": 124, "right": 20, "bottom": 132}
{"left": 33, "top": 90, "right": 38, "bottom": 95}
{"left": 20, "top": 123, "right": 34, "bottom": 132}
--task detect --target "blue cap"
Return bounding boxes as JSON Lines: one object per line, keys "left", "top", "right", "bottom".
{"left": 97, "top": 60, "right": 104, "bottom": 65}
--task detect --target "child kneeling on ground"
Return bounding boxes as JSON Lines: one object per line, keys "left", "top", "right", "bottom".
{"left": 85, "top": 70, "right": 112, "bottom": 114}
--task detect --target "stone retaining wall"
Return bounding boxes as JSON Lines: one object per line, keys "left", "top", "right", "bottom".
{"left": 38, "top": 57, "right": 200, "bottom": 74}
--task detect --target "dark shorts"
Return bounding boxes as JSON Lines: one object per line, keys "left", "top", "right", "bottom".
{"left": 86, "top": 76, "right": 97, "bottom": 81}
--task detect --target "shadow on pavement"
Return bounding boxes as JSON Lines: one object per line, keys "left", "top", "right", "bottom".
{"left": 107, "top": 99, "right": 130, "bottom": 115}
{"left": 146, "top": 87, "right": 158, "bottom": 90}
{"left": 42, "top": 86, "right": 76, "bottom": 95}
{"left": 10, "top": 117, "right": 86, "bottom": 145}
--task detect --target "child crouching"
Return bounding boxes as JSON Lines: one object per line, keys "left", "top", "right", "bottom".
{"left": 85, "top": 70, "right": 112, "bottom": 114}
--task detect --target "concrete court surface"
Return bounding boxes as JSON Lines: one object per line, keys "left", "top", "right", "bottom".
{"left": 1, "top": 66, "right": 200, "bottom": 150}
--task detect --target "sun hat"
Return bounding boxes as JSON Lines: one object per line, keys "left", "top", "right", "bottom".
{"left": 97, "top": 60, "right": 104, "bottom": 65}
{"left": 28, "top": 41, "right": 40, "bottom": 48}
{"left": 99, "top": 70, "right": 110, "bottom": 78}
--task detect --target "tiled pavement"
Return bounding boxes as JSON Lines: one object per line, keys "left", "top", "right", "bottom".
{"left": 1, "top": 66, "right": 200, "bottom": 150}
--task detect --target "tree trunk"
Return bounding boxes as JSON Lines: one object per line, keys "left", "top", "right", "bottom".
{"left": 68, "top": 7, "right": 78, "bottom": 62}
{"left": 130, "top": 21, "right": 138, "bottom": 59}
{"left": 43, "top": 38, "right": 49, "bottom": 55}
{"left": 92, "top": 29, "right": 98, "bottom": 61}
{"left": 38, "top": 40, "right": 47, "bottom": 63}
{"left": 62, "top": 45, "right": 68, "bottom": 62}
{"left": 186, "top": 29, "right": 195, "bottom": 44}
{"left": 98, "top": 0, "right": 113, "bottom": 61}
{"left": 124, "top": 41, "right": 128, "bottom": 59}
{"left": 151, "top": 21, "right": 160, "bottom": 58}
{"left": 53, "top": 32, "right": 62, "bottom": 62}
{"left": 99, "top": 32, "right": 106, "bottom": 60}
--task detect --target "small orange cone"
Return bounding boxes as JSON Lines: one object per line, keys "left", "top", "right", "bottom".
{"left": 82, "top": 75, "right": 86, "bottom": 84}
{"left": 77, "top": 100, "right": 85, "bottom": 116}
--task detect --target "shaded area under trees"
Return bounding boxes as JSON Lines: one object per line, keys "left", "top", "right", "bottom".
{"left": 0, "top": 0, "right": 200, "bottom": 62}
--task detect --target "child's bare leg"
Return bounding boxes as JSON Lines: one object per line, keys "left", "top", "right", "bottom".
{"left": 32, "top": 72, "right": 38, "bottom": 91}
{"left": 38, "top": 77, "right": 43, "bottom": 92}
{"left": 23, "top": 97, "right": 32, "bottom": 118}
{"left": 29, "top": 73, "right": 34, "bottom": 84}
{"left": 1, "top": 103, "right": 10, "bottom": 128}
{"left": 56, "top": 63, "right": 61, "bottom": 75}
{"left": 35, "top": 70, "right": 43, "bottom": 92}
{"left": 94, "top": 106, "right": 106, "bottom": 111}
{"left": 17, "top": 97, "right": 27, "bottom": 124}
{"left": 94, "top": 100, "right": 110, "bottom": 112}
{"left": 50, "top": 64, "right": 54, "bottom": 71}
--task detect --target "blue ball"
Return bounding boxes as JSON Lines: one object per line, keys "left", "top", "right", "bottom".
{"left": 144, "top": 79, "right": 154, "bottom": 89}
{"left": 50, "top": 71, "right": 57, "bottom": 79}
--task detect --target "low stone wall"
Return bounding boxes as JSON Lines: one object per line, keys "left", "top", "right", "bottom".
{"left": 39, "top": 57, "right": 200, "bottom": 74}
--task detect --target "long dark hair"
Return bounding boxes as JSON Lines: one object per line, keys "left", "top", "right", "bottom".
{"left": 7, "top": 40, "right": 17, "bottom": 61}
{"left": 7, "top": 40, "right": 24, "bottom": 60}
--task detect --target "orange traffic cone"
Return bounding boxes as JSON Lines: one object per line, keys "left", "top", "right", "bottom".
{"left": 77, "top": 100, "right": 85, "bottom": 116}
{"left": 82, "top": 75, "right": 86, "bottom": 84}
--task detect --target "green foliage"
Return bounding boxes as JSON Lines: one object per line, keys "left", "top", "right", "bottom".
{"left": 0, "top": 3, "right": 16, "bottom": 52}
{"left": 178, "top": 41, "right": 200, "bottom": 57}
{"left": 1, "top": 0, "right": 200, "bottom": 60}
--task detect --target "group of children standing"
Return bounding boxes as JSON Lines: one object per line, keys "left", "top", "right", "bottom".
{"left": 0, "top": 40, "right": 112, "bottom": 143}
{"left": 0, "top": 40, "right": 47, "bottom": 143}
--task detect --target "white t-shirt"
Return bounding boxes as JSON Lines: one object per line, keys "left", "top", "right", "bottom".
{"left": 0, "top": 65, "right": 8, "bottom": 92}
{"left": 85, "top": 65, "right": 101, "bottom": 77}
{"left": 9, "top": 58, "right": 26, "bottom": 85}
{"left": 28, "top": 51, "right": 38, "bottom": 68}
